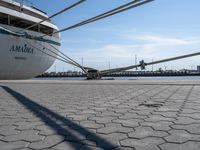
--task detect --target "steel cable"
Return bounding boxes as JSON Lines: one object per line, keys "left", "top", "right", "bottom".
{"left": 42, "top": 0, "right": 154, "bottom": 37}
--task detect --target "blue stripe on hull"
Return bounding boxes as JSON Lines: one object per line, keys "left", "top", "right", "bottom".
{"left": 0, "top": 28, "right": 61, "bottom": 46}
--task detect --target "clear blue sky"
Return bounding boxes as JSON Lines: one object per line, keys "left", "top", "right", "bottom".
{"left": 33, "top": 0, "right": 200, "bottom": 72}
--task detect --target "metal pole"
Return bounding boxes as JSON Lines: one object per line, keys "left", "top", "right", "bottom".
{"left": 54, "top": 65, "right": 56, "bottom": 73}
{"left": 20, "top": 0, "right": 23, "bottom": 11}
{"left": 164, "top": 66, "right": 167, "bottom": 71}
{"left": 81, "top": 58, "right": 83, "bottom": 67}
{"left": 81, "top": 58, "right": 84, "bottom": 75}
{"left": 109, "top": 61, "right": 111, "bottom": 76}
{"left": 135, "top": 54, "right": 137, "bottom": 71}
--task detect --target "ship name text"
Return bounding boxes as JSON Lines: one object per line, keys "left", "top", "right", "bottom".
{"left": 10, "top": 44, "right": 34, "bottom": 54}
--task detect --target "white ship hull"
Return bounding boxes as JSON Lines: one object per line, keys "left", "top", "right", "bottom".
{"left": 0, "top": 25, "right": 61, "bottom": 79}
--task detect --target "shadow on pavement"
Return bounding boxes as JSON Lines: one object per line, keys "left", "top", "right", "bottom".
{"left": 1, "top": 85, "right": 118, "bottom": 150}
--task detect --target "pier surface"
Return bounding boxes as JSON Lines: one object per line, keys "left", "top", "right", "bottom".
{"left": 0, "top": 80, "right": 200, "bottom": 150}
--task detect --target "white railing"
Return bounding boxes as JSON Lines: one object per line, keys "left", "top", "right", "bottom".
{"left": 14, "top": 0, "right": 33, "bottom": 7}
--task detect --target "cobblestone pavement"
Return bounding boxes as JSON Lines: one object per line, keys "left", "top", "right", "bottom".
{"left": 0, "top": 80, "right": 200, "bottom": 150}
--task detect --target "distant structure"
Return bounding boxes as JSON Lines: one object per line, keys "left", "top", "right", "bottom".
{"left": 197, "top": 66, "right": 200, "bottom": 72}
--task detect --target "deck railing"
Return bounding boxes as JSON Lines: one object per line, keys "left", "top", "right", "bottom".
{"left": 14, "top": 0, "right": 33, "bottom": 7}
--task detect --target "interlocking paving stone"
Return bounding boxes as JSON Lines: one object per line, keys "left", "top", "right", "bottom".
{"left": 128, "top": 126, "right": 168, "bottom": 139}
{"left": 0, "top": 126, "right": 19, "bottom": 136}
{"left": 14, "top": 121, "right": 44, "bottom": 130}
{"left": 179, "top": 112, "right": 200, "bottom": 120}
{"left": 155, "top": 107, "right": 179, "bottom": 112}
{"left": 174, "top": 116, "right": 200, "bottom": 125}
{"left": 34, "top": 125, "right": 58, "bottom": 136}
{"left": 28, "top": 135, "right": 65, "bottom": 149}
{"left": 87, "top": 133, "right": 127, "bottom": 149}
{"left": 113, "top": 147, "right": 135, "bottom": 150}
{"left": 0, "top": 117, "right": 23, "bottom": 126}
{"left": 164, "top": 129, "right": 200, "bottom": 143}
{"left": 184, "top": 104, "right": 200, "bottom": 110}
{"left": 67, "top": 114, "right": 93, "bottom": 121}
{"left": 97, "top": 123, "right": 133, "bottom": 134}
{"left": 80, "top": 139, "right": 97, "bottom": 146}
{"left": 2, "top": 130, "right": 44, "bottom": 142}
{"left": 118, "top": 113, "right": 147, "bottom": 119}
{"left": 120, "top": 137, "right": 164, "bottom": 150}
{"left": 145, "top": 114, "right": 176, "bottom": 122}
{"left": 53, "top": 141, "right": 82, "bottom": 150}
{"left": 88, "top": 116, "right": 117, "bottom": 124}
{"left": 0, "top": 80, "right": 200, "bottom": 150}
{"left": 140, "top": 121, "right": 173, "bottom": 131}
{"left": 152, "top": 111, "right": 178, "bottom": 118}
{"left": 129, "top": 109, "right": 151, "bottom": 116}
{"left": 0, "top": 140, "right": 29, "bottom": 150}
{"left": 181, "top": 108, "right": 200, "bottom": 114}
{"left": 79, "top": 120, "right": 104, "bottom": 129}
{"left": 160, "top": 141, "right": 200, "bottom": 150}
{"left": 17, "top": 148, "right": 33, "bottom": 150}
{"left": 171, "top": 124, "right": 200, "bottom": 134}
{"left": 64, "top": 129, "right": 89, "bottom": 142}
{"left": 112, "top": 118, "right": 143, "bottom": 128}
{"left": 97, "top": 110, "right": 122, "bottom": 117}
{"left": 77, "top": 145, "right": 106, "bottom": 150}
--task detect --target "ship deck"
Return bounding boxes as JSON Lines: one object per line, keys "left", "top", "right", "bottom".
{"left": 0, "top": 80, "right": 200, "bottom": 150}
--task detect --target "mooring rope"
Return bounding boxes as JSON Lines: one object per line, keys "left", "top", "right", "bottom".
{"left": 42, "top": 0, "right": 154, "bottom": 37}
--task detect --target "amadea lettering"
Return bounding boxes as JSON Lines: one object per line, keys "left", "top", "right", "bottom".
{"left": 10, "top": 44, "right": 34, "bottom": 54}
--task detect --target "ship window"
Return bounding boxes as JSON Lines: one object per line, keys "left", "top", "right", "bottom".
{"left": 0, "top": 13, "right": 54, "bottom": 35}
{"left": 0, "top": 13, "right": 8, "bottom": 25}
{"left": 10, "top": 16, "right": 39, "bottom": 32}
{"left": 40, "top": 24, "right": 53, "bottom": 35}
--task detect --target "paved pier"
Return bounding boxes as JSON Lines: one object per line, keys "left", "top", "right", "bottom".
{"left": 0, "top": 80, "right": 200, "bottom": 150}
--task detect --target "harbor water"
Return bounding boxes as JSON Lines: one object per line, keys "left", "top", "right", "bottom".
{"left": 34, "top": 76, "right": 200, "bottom": 81}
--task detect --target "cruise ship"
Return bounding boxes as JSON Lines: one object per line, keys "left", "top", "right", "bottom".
{"left": 0, "top": 0, "right": 61, "bottom": 79}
